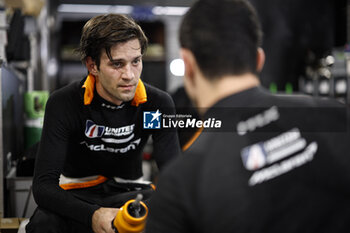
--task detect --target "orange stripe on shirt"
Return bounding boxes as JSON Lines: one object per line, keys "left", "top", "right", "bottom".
{"left": 60, "top": 175, "right": 108, "bottom": 190}
{"left": 182, "top": 127, "right": 204, "bottom": 151}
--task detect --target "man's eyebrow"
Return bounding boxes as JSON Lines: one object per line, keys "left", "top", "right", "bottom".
{"left": 109, "top": 55, "right": 143, "bottom": 63}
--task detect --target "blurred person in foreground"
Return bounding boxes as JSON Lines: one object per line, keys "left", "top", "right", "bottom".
{"left": 26, "top": 14, "right": 180, "bottom": 233}
{"left": 146, "top": 0, "right": 350, "bottom": 232}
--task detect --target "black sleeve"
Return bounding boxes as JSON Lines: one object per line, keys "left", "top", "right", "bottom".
{"left": 151, "top": 92, "right": 181, "bottom": 170}
{"left": 146, "top": 163, "right": 191, "bottom": 233}
{"left": 32, "top": 91, "right": 100, "bottom": 227}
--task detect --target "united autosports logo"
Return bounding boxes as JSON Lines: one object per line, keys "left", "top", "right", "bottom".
{"left": 241, "top": 143, "right": 267, "bottom": 171}
{"left": 85, "top": 120, "right": 105, "bottom": 138}
{"left": 240, "top": 129, "right": 317, "bottom": 186}
{"left": 143, "top": 110, "right": 162, "bottom": 129}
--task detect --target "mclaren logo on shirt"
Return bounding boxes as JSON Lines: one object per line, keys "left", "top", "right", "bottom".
{"left": 81, "top": 139, "right": 141, "bottom": 154}
{"left": 85, "top": 120, "right": 105, "bottom": 138}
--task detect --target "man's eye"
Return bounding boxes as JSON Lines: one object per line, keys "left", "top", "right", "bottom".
{"left": 132, "top": 59, "right": 140, "bottom": 65}
{"left": 113, "top": 62, "right": 123, "bottom": 68}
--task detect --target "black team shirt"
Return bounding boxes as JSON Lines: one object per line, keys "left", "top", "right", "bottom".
{"left": 147, "top": 86, "right": 350, "bottom": 233}
{"left": 32, "top": 76, "right": 180, "bottom": 227}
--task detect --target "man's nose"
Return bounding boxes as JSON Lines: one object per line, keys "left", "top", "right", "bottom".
{"left": 121, "top": 64, "right": 134, "bottom": 80}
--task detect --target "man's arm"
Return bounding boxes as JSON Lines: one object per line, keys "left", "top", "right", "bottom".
{"left": 146, "top": 167, "right": 190, "bottom": 233}
{"left": 32, "top": 92, "right": 100, "bottom": 227}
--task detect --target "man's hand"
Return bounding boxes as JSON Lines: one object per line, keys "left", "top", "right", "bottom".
{"left": 92, "top": 207, "right": 119, "bottom": 233}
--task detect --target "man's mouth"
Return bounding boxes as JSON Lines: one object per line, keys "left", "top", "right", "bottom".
{"left": 118, "top": 84, "right": 135, "bottom": 91}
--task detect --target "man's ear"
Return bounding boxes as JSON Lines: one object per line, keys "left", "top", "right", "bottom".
{"left": 180, "top": 48, "right": 196, "bottom": 80}
{"left": 180, "top": 48, "right": 198, "bottom": 104}
{"left": 85, "top": 57, "right": 98, "bottom": 75}
{"left": 256, "top": 47, "right": 265, "bottom": 73}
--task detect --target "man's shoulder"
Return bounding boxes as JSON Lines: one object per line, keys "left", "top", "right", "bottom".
{"left": 175, "top": 132, "right": 217, "bottom": 166}
{"left": 143, "top": 82, "right": 174, "bottom": 106}
{"left": 144, "top": 82, "right": 171, "bottom": 98}
{"left": 162, "top": 148, "right": 202, "bottom": 179}
{"left": 272, "top": 92, "right": 345, "bottom": 108}
{"left": 48, "top": 80, "right": 82, "bottom": 106}
{"left": 51, "top": 79, "right": 80, "bottom": 95}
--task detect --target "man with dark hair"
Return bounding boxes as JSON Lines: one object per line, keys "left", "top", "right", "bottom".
{"left": 26, "top": 14, "right": 180, "bottom": 233}
{"left": 146, "top": 0, "right": 350, "bottom": 232}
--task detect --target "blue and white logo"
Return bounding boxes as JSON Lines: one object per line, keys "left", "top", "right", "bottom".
{"left": 85, "top": 120, "right": 105, "bottom": 138}
{"left": 241, "top": 143, "right": 267, "bottom": 171}
{"left": 143, "top": 110, "right": 162, "bottom": 129}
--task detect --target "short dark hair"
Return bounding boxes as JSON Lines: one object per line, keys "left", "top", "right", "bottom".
{"left": 180, "top": 0, "right": 262, "bottom": 79}
{"left": 77, "top": 14, "right": 148, "bottom": 68}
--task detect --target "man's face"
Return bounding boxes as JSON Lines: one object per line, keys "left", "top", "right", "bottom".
{"left": 94, "top": 38, "right": 143, "bottom": 105}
